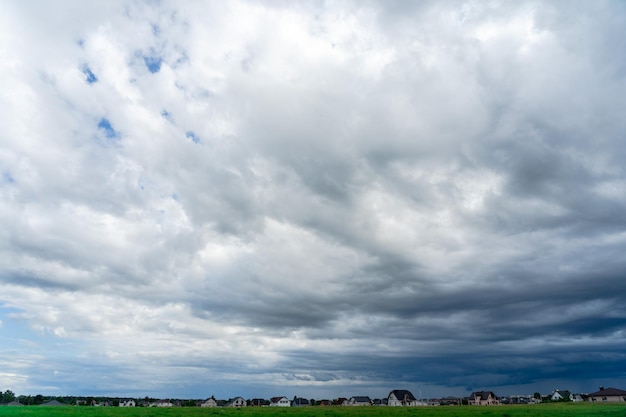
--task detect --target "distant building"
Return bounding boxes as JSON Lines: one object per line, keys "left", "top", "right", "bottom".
{"left": 549, "top": 389, "right": 571, "bottom": 401}
{"left": 348, "top": 396, "right": 372, "bottom": 406}
{"left": 588, "top": 387, "right": 626, "bottom": 403}
{"left": 468, "top": 391, "right": 499, "bottom": 406}
{"left": 151, "top": 400, "right": 173, "bottom": 407}
{"left": 224, "top": 397, "right": 246, "bottom": 407}
{"left": 119, "top": 399, "right": 136, "bottom": 407}
{"left": 270, "top": 396, "right": 290, "bottom": 407}
{"left": 200, "top": 397, "right": 218, "bottom": 408}
{"left": 292, "top": 397, "right": 310, "bottom": 407}
{"left": 388, "top": 390, "right": 419, "bottom": 406}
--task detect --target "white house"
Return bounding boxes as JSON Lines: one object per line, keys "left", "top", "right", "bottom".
{"left": 119, "top": 399, "right": 135, "bottom": 407}
{"left": 348, "top": 396, "right": 372, "bottom": 406}
{"left": 270, "top": 396, "right": 290, "bottom": 407}
{"left": 201, "top": 397, "right": 218, "bottom": 408}
{"left": 151, "top": 400, "right": 173, "bottom": 407}
{"left": 388, "top": 390, "right": 419, "bottom": 406}
{"left": 468, "top": 391, "right": 499, "bottom": 406}
{"left": 549, "top": 389, "right": 571, "bottom": 401}
{"left": 225, "top": 397, "right": 246, "bottom": 407}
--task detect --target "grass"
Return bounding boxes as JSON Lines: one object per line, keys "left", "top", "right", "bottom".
{"left": 1, "top": 403, "right": 626, "bottom": 417}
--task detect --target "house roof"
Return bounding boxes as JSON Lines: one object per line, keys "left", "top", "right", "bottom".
{"left": 470, "top": 391, "right": 497, "bottom": 400}
{"left": 270, "top": 396, "right": 287, "bottom": 403}
{"left": 588, "top": 387, "right": 626, "bottom": 397}
{"left": 293, "top": 397, "right": 310, "bottom": 405}
{"left": 389, "top": 390, "right": 416, "bottom": 401}
{"left": 351, "top": 396, "right": 371, "bottom": 402}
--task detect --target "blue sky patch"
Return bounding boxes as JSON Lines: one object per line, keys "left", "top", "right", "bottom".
{"left": 144, "top": 56, "right": 163, "bottom": 73}
{"left": 3, "top": 172, "right": 15, "bottom": 184}
{"left": 83, "top": 66, "right": 97, "bottom": 83}
{"left": 98, "top": 118, "right": 119, "bottom": 139}
{"left": 186, "top": 131, "right": 200, "bottom": 143}
{"left": 161, "top": 110, "right": 173, "bottom": 122}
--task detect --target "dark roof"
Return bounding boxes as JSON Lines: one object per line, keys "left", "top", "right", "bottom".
{"left": 470, "top": 391, "right": 497, "bottom": 400}
{"left": 293, "top": 397, "right": 310, "bottom": 405}
{"left": 553, "top": 390, "right": 571, "bottom": 398}
{"left": 351, "top": 396, "right": 371, "bottom": 402}
{"left": 588, "top": 387, "right": 626, "bottom": 397}
{"left": 270, "top": 396, "right": 286, "bottom": 403}
{"left": 389, "top": 390, "right": 416, "bottom": 401}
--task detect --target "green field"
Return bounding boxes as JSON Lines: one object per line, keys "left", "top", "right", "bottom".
{"left": 1, "top": 404, "right": 626, "bottom": 417}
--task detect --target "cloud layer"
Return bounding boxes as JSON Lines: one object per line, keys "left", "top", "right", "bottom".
{"left": 1, "top": 0, "right": 626, "bottom": 398}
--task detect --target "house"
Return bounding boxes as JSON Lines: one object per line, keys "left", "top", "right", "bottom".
{"left": 335, "top": 397, "right": 349, "bottom": 405}
{"left": 151, "top": 400, "right": 173, "bottom": 407}
{"left": 441, "top": 396, "right": 461, "bottom": 405}
{"left": 571, "top": 393, "right": 585, "bottom": 402}
{"left": 587, "top": 387, "right": 626, "bottom": 403}
{"left": 119, "top": 399, "right": 136, "bottom": 407}
{"left": 225, "top": 397, "right": 246, "bottom": 407}
{"left": 250, "top": 399, "right": 266, "bottom": 406}
{"left": 270, "top": 396, "right": 290, "bottom": 407}
{"left": 348, "top": 396, "right": 372, "bottom": 406}
{"left": 372, "top": 398, "right": 388, "bottom": 406}
{"left": 549, "top": 389, "right": 572, "bottom": 401}
{"left": 318, "top": 400, "right": 331, "bottom": 406}
{"left": 292, "top": 397, "right": 310, "bottom": 407}
{"left": 388, "top": 390, "right": 419, "bottom": 406}
{"left": 200, "top": 397, "right": 218, "bottom": 408}
{"left": 468, "top": 391, "right": 499, "bottom": 405}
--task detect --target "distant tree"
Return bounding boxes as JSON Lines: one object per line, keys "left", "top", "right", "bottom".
{"left": 2, "top": 390, "right": 16, "bottom": 403}
{"left": 534, "top": 392, "right": 541, "bottom": 400}
{"left": 33, "top": 394, "right": 44, "bottom": 405}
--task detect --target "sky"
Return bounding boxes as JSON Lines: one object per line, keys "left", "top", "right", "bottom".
{"left": 1, "top": 0, "right": 626, "bottom": 401}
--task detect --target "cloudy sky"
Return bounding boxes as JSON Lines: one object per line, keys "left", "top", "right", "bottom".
{"left": 1, "top": 0, "right": 626, "bottom": 400}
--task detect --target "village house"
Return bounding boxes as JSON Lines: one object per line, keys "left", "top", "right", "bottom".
{"left": 118, "top": 399, "right": 135, "bottom": 407}
{"left": 588, "top": 387, "right": 626, "bottom": 403}
{"left": 200, "top": 397, "right": 218, "bottom": 407}
{"left": 224, "top": 397, "right": 246, "bottom": 407}
{"left": 270, "top": 396, "right": 290, "bottom": 407}
{"left": 468, "top": 391, "right": 499, "bottom": 405}
{"left": 549, "top": 389, "right": 572, "bottom": 401}
{"left": 348, "top": 396, "right": 372, "bottom": 406}
{"left": 292, "top": 397, "right": 310, "bottom": 407}
{"left": 150, "top": 399, "right": 173, "bottom": 407}
{"left": 387, "top": 390, "right": 419, "bottom": 406}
